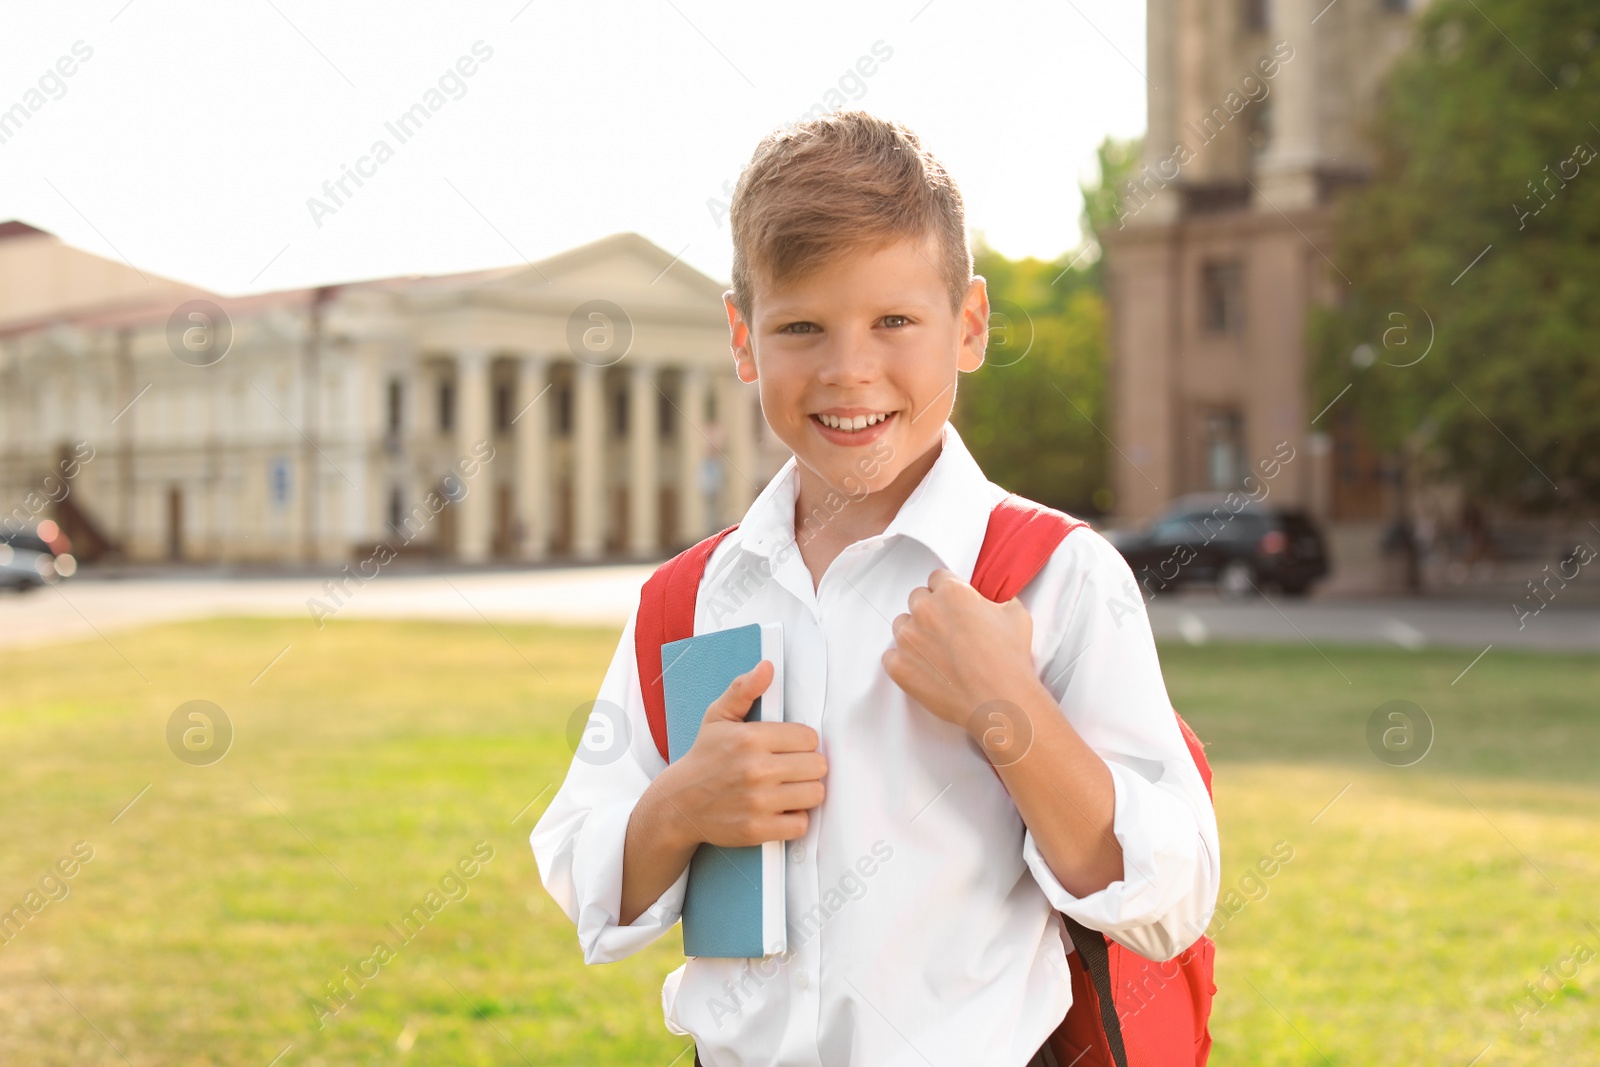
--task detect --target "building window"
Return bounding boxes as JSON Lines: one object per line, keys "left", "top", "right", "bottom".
{"left": 387, "top": 486, "right": 404, "bottom": 535}
{"left": 555, "top": 382, "right": 572, "bottom": 436}
{"left": 1242, "top": 0, "right": 1268, "bottom": 31}
{"left": 269, "top": 457, "right": 291, "bottom": 508}
{"left": 659, "top": 389, "right": 675, "bottom": 440}
{"left": 613, "top": 389, "right": 629, "bottom": 437}
{"left": 1205, "top": 412, "right": 1246, "bottom": 490}
{"left": 438, "top": 380, "right": 454, "bottom": 433}
{"left": 1201, "top": 261, "right": 1245, "bottom": 335}
{"left": 386, "top": 379, "right": 403, "bottom": 435}
{"left": 1246, "top": 100, "right": 1273, "bottom": 155}
{"left": 494, "top": 383, "right": 511, "bottom": 432}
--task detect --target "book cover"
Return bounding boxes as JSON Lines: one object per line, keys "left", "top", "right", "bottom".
{"left": 660, "top": 621, "right": 786, "bottom": 958}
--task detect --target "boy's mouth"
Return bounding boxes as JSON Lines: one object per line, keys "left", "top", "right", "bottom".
{"left": 809, "top": 409, "right": 898, "bottom": 445}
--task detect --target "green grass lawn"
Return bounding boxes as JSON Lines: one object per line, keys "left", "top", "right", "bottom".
{"left": 0, "top": 617, "right": 1595, "bottom": 1065}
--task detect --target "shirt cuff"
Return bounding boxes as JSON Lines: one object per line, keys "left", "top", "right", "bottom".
{"left": 1021, "top": 760, "right": 1215, "bottom": 961}
{"left": 571, "top": 796, "right": 691, "bottom": 964}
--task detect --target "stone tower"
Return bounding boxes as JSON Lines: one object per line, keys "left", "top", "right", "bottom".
{"left": 1105, "top": 0, "right": 1426, "bottom": 531}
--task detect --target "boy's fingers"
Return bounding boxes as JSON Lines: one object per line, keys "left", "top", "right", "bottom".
{"left": 771, "top": 780, "right": 826, "bottom": 813}
{"left": 773, "top": 811, "right": 809, "bottom": 842}
{"left": 769, "top": 749, "right": 827, "bottom": 782}
{"left": 701, "top": 660, "right": 774, "bottom": 723}
{"left": 756, "top": 722, "right": 821, "bottom": 755}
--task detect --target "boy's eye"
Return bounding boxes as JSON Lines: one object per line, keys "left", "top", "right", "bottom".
{"left": 881, "top": 315, "right": 911, "bottom": 328}
{"left": 779, "top": 321, "right": 819, "bottom": 335}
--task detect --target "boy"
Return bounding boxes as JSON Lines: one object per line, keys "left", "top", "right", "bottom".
{"left": 531, "top": 110, "right": 1220, "bottom": 1066}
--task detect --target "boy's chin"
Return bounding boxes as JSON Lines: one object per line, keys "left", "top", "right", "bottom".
{"left": 795, "top": 449, "right": 900, "bottom": 496}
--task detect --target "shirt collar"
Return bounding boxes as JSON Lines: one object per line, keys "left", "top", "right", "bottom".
{"left": 730, "top": 421, "right": 1003, "bottom": 583}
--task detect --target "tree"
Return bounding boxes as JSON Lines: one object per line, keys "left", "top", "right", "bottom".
{"left": 954, "top": 264, "right": 1109, "bottom": 515}
{"left": 1312, "top": 0, "right": 1600, "bottom": 512}
{"left": 953, "top": 139, "right": 1136, "bottom": 515}
{"left": 1080, "top": 136, "right": 1144, "bottom": 255}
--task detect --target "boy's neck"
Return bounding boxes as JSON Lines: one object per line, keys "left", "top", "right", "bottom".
{"left": 792, "top": 432, "right": 944, "bottom": 553}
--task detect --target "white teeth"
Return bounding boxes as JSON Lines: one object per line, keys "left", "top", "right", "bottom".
{"left": 817, "top": 411, "right": 892, "bottom": 431}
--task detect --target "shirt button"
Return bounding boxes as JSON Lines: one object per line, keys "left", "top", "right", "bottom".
{"left": 796, "top": 971, "right": 810, "bottom": 989}
{"left": 790, "top": 844, "right": 805, "bottom": 863}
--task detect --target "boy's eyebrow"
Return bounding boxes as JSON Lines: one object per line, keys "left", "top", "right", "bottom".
{"left": 759, "top": 296, "right": 940, "bottom": 321}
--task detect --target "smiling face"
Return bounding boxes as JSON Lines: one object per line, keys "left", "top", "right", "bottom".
{"left": 725, "top": 233, "right": 990, "bottom": 524}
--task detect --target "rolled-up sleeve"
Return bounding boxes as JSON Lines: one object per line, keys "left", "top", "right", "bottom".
{"left": 1017, "top": 528, "right": 1221, "bottom": 962}
{"left": 529, "top": 604, "right": 691, "bottom": 964}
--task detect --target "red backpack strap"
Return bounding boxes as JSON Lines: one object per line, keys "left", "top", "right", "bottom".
{"left": 972, "top": 493, "right": 1214, "bottom": 799}
{"left": 635, "top": 524, "right": 740, "bottom": 763}
{"left": 971, "top": 494, "right": 1216, "bottom": 1067}
{"left": 969, "top": 493, "right": 1089, "bottom": 603}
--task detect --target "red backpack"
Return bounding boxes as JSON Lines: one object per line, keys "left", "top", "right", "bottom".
{"left": 634, "top": 493, "right": 1217, "bottom": 1067}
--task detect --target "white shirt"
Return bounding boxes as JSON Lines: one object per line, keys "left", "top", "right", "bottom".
{"left": 530, "top": 421, "right": 1220, "bottom": 1067}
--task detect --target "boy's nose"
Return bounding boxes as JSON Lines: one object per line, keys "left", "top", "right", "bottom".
{"left": 815, "top": 333, "right": 880, "bottom": 386}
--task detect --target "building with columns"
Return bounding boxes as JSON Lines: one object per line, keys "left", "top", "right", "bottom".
{"left": 0, "top": 222, "right": 787, "bottom": 565}
{"left": 1106, "top": 0, "right": 1426, "bottom": 550}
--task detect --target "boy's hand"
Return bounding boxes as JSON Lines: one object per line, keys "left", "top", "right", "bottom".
{"left": 654, "top": 659, "right": 826, "bottom": 850}
{"left": 883, "top": 567, "right": 1043, "bottom": 738}
{"left": 883, "top": 570, "right": 1127, "bottom": 899}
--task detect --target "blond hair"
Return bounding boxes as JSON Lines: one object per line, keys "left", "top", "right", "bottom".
{"left": 728, "top": 111, "right": 972, "bottom": 324}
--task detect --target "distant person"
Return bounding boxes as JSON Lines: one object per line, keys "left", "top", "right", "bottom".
{"left": 531, "top": 111, "right": 1220, "bottom": 1066}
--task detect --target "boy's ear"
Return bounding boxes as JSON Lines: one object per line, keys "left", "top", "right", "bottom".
{"left": 724, "top": 289, "right": 757, "bottom": 384}
{"left": 957, "top": 275, "right": 989, "bottom": 373}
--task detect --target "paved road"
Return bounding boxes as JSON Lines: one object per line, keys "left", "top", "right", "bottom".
{"left": 1, "top": 566, "right": 1594, "bottom": 656}
{"left": 1143, "top": 594, "right": 1597, "bottom": 661}
{"left": 0, "top": 566, "right": 648, "bottom": 652}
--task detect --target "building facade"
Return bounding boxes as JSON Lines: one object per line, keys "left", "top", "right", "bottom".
{"left": 1106, "top": 0, "right": 1426, "bottom": 552}
{"left": 0, "top": 223, "right": 786, "bottom": 565}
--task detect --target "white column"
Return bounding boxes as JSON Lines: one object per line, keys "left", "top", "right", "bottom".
{"left": 455, "top": 347, "right": 492, "bottom": 563}
{"left": 628, "top": 361, "right": 659, "bottom": 558}
{"left": 678, "top": 365, "right": 709, "bottom": 543}
{"left": 515, "top": 352, "right": 551, "bottom": 562}
{"left": 330, "top": 354, "right": 367, "bottom": 563}
{"left": 1256, "top": 0, "right": 1319, "bottom": 208}
{"left": 355, "top": 344, "right": 385, "bottom": 551}
{"left": 1139, "top": 0, "right": 1181, "bottom": 225}
{"left": 572, "top": 359, "right": 604, "bottom": 560}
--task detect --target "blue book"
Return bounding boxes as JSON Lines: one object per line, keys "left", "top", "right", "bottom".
{"left": 660, "top": 621, "right": 786, "bottom": 958}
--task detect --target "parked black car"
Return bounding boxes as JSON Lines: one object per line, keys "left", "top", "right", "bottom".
{"left": 1103, "top": 495, "right": 1330, "bottom": 598}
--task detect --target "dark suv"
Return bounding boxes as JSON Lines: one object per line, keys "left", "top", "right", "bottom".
{"left": 1103, "top": 495, "right": 1330, "bottom": 598}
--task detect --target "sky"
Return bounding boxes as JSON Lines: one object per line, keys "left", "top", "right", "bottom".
{"left": 0, "top": 0, "right": 1148, "bottom": 296}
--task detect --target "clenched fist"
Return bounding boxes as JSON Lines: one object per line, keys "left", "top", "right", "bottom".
{"left": 882, "top": 567, "right": 1041, "bottom": 738}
